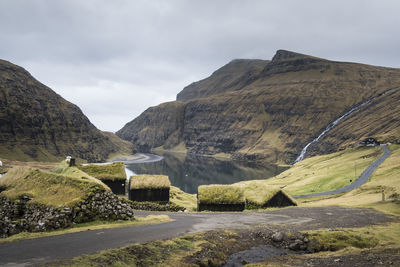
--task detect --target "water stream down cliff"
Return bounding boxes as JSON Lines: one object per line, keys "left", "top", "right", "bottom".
{"left": 294, "top": 99, "right": 371, "bottom": 163}
{"left": 294, "top": 88, "right": 398, "bottom": 163}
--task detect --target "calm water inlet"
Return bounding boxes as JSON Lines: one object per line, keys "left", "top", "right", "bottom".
{"left": 125, "top": 152, "right": 288, "bottom": 194}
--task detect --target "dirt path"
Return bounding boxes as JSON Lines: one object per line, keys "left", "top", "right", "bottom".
{"left": 294, "top": 146, "right": 391, "bottom": 198}
{"left": 0, "top": 207, "right": 395, "bottom": 267}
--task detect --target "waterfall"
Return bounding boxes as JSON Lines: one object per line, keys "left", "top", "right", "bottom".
{"left": 294, "top": 99, "right": 372, "bottom": 163}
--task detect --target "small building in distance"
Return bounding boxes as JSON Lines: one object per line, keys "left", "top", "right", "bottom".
{"left": 197, "top": 184, "right": 246, "bottom": 212}
{"left": 359, "top": 137, "right": 380, "bottom": 147}
{"left": 77, "top": 162, "right": 127, "bottom": 195}
{"left": 129, "top": 175, "right": 170, "bottom": 202}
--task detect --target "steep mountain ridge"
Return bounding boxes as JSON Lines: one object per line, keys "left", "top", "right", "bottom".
{"left": 117, "top": 50, "right": 400, "bottom": 164}
{"left": 0, "top": 59, "right": 133, "bottom": 162}
{"left": 177, "top": 59, "right": 269, "bottom": 101}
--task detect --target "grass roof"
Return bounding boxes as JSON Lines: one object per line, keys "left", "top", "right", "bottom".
{"left": 237, "top": 181, "right": 296, "bottom": 206}
{"left": 198, "top": 184, "right": 245, "bottom": 205}
{"left": 0, "top": 166, "right": 107, "bottom": 207}
{"left": 130, "top": 175, "right": 171, "bottom": 189}
{"left": 77, "top": 162, "right": 126, "bottom": 182}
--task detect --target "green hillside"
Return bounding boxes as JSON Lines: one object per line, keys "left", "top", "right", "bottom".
{"left": 117, "top": 50, "right": 400, "bottom": 164}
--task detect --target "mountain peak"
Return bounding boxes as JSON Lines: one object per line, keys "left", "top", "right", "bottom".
{"left": 271, "top": 50, "right": 318, "bottom": 62}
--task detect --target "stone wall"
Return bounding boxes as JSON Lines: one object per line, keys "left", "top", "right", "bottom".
{"left": 0, "top": 189, "right": 135, "bottom": 238}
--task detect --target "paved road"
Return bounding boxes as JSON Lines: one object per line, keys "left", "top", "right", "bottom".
{"left": 112, "top": 153, "right": 164, "bottom": 164}
{"left": 0, "top": 207, "right": 394, "bottom": 267}
{"left": 294, "top": 146, "right": 391, "bottom": 198}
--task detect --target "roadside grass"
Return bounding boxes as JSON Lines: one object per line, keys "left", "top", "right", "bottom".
{"left": 77, "top": 162, "right": 126, "bottom": 182}
{"left": 45, "top": 222, "right": 400, "bottom": 267}
{"left": 0, "top": 215, "right": 172, "bottom": 244}
{"left": 45, "top": 230, "right": 239, "bottom": 267}
{"left": 130, "top": 174, "right": 171, "bottom": 189}
{"left": 299, "top": 145, "right": 400, "bottom": 216}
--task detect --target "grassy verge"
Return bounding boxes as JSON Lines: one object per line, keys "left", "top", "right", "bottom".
{"left": 45, "top": 230, "right": 243, "bottom": 267}
{"left": 45, "top": 221, "right": 399, "bottom": 267}
{"left": 0, "top": 215, "right": 172, "bottom": 244}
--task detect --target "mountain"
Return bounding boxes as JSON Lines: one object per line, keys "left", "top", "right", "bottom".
{"left": 0, "top": 59, "right": 134, "bottom": 162}
{"left": 117, "top": 50, "right": 400, "bottom": 164}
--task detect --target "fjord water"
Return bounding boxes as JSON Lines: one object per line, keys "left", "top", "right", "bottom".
{"left": 125, "top": 152, "right": 288, "bottom": 194}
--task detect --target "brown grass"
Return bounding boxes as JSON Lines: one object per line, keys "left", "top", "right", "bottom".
{"left": 130, "top": 175, "right": 171, "bottom": 189}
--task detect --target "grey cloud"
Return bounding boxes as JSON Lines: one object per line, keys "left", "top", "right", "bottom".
{"left": 1, "top": 0, "right": 399, "bottom": 131}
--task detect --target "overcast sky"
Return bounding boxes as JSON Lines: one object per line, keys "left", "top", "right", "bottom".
{"left": 1, "top": 0, "right": 399, "bottom": 132}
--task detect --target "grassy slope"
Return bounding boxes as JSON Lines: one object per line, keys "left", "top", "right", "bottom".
{"left": 235, "top": 146, "right": 382, "bottom": 196}
{"left": 102, "top": 131, "right": 135, "bottom": 160}
{"left": 303, "top": 145, "right": 400, "bottom": 215}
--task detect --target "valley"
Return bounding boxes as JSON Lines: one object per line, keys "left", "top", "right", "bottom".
{"left": 0, "top": 51, "right": 399, "bottom": 266}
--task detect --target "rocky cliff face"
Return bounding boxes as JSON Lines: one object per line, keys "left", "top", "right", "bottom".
{"left": 0, "top": 59, "right": 133, "bottom": 162}
{"left": 117, "top": 50, "right": 400, "bottom": 164}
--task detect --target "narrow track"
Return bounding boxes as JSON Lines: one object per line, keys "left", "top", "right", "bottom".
{"left": 294, "top": 146, "right": 391, "bottom": 198}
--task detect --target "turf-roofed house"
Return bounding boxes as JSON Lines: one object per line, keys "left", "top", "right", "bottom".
{"left": 77, "top": 162, "right": 127, "bottom": 195}
{"left": 129, "top": 175, "right": 171, "bottom": 202}
{"left": 197, "top": 185, "right": 246, "bottom": 212}
{"left": 0, "top": 164, "right": 135, "bottom": 238}
{"left": 238, "top": 181, "right": 297, "bottom": 209}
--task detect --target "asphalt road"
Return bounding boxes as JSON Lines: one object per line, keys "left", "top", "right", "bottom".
{"left": 294, "top": 146, "right": 391, "bottom": 198}
{"left": 0, "top": 207, "right": 394, "bottom": 267}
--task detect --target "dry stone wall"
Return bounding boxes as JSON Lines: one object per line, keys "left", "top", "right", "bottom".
{"left": 0, "top": 189, "right": 135, "bottom": 238}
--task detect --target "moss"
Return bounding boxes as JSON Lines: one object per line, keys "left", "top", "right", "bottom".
{"left": 130, "top": 175, "right": 171, "bottom": 189}
{"left": 306, "top": 230, "right": 379, "bottom": 252}
{"left": 198, "top": 184, "right": 245, "bottom": 205}
{"left": 77, "top": 162, "right": 126, "bottom": 182}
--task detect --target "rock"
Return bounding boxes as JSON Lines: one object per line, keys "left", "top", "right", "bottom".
{"left": 271, "top": 231, "right": 284, "bottom": 242}
{"left": 289, "top": 239, "right": 304, "bottom": 251}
